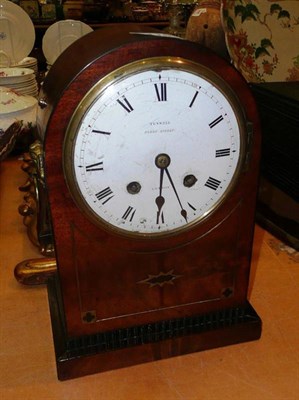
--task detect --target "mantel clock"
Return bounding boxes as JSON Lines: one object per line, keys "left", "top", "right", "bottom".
{"left": 38, "top": 26, "right": 262, "bottom": 380}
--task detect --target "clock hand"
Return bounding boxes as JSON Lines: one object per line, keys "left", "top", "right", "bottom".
{"left": 155, "top": 165, "right": 165, "bottom": 224}
{"left": 165, "top": 167, "right": 188, "bottom": 223}
{"left": 155, "top": 154, "right": 172, "bottom": 225}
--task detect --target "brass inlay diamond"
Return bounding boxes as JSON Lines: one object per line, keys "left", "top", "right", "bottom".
{"left": 138, "top": 270, "right": 182, "bottom": 288}
{"left": 82, "top": 310, "right": 96, "bottom": 324}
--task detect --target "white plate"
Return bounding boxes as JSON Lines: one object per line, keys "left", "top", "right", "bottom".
{"left": 12, "top": 57, "right": 38, "bottom": 73}
{"left": 0, "top": 68, "right": 35, "bottom": 84}
{"left": 0, "top": 0, "right": 35, "bottom": 66}
{"left": 16, "top": 90, "right": 38, "bottom": 98}
{"left": 0, "top": 86, "right": 37, "bottom": 114}
{"left": 9, "top": 77, "right": 37, "bottom": 85}
{"left": 12, "top": 56, "right": 36, "bottom": 66}
{"left": 42, "top": 19, "right": 93, "bottom": 65}
{"left": 0, "top": 86, "right": 37, "bottom": 131}
{"left": 3, "top": 75, "right": 37, "bottom": 85}
{"left": 2, "top": 82, "right": 37, "bottom": 90}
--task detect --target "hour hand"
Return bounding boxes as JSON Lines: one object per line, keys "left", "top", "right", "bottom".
{"left": 155, "top": 154, "right": 171, "bottom": 224}
{"left": 155, "top": 166, "right": 165, "bottom": 224}
{"left": 155, "top": 194, "right": 165, "bottom": 224}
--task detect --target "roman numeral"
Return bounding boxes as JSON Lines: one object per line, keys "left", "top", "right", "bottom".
{"left": 122, "top": 206, "right": 136, "bottom": 221}
{"left": 85, "top": 161, "right": 103, "bottom": 172}
{"left": 154, "top": 83, "right": 167, "bottom": 101}
{"left": 189, "top": 90, "right": 199, "bottom": 108}
{"left": 117, "top": 96, "right": 134, "bottom": 113}
{"left": 205, "top": 177, "right": 221, "bottom": 190}
{"left": 91, "top": 129, "right": 111, "bottom": 135}
{"left": 209, "top": 115, "right": 224, "bottom": 128}
{"left": 95, "top": 187, "right": 114, "bottom": 204}
{"left": 215, "top": 148, "right": 231, "bottom": 157}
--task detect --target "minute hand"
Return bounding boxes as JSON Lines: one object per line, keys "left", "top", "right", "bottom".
{"left": 165, "top": 167, "right": 188, "bottom": 223}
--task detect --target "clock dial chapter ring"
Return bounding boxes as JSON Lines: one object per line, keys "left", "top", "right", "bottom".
{"left": 63, "top": 57, "right": 246, "bottom": 238}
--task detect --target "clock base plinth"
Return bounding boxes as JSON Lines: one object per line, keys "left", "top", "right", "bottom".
{"left": 47, "top": 276, "right": 261, "bottom": 381}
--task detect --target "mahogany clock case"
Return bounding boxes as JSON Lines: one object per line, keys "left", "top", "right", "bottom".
{"left": 39, "top": 26, "right": 262, "bottom": 380}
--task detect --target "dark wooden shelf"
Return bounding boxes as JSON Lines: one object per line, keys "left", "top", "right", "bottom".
{"left": 33, "top": 21, "right": 169, "bottom": 30}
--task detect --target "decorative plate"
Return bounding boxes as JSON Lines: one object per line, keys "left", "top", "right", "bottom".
{"left": 0, "top": 86, "right": 37, "bottom": 114}
{"left": 221, "top": 0, "right": 299, "bottom": 82}
{"left": 42, "top": 19, "right": 93, "bottom": 65}
{"left": 0, "top": 0, "right": 35, "bottom": 66}
{"left": 12, "top": 57, "right": 38, "bottom": 75}
{"left": 0, "top": 67, "right": 35, "bottom": 83}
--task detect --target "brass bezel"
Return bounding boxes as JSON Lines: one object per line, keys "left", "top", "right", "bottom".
{"left": 63, "top": 56, "right": 248, "bottom": 238}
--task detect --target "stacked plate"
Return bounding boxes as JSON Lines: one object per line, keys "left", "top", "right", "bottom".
{"left": 0, "top": 86, "right": 37, "bottom": 130}
{"left": 12, "top": 57, "right": 38, "bottom": 76}
{"left": 0, "top": 68, "right": 39, "bottom": 98}
{"left": 0, "top": 86, "right": 37, "bottom": 160}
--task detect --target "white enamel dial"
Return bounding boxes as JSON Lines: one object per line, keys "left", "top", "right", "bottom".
{"left": 64, "top": 58, "right": 246, "bottom": 236}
